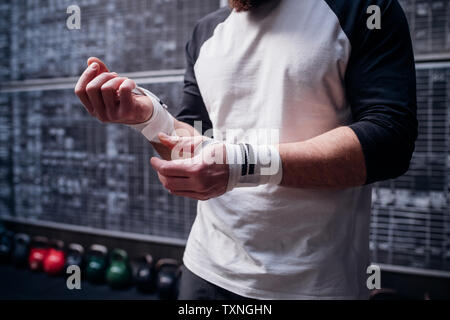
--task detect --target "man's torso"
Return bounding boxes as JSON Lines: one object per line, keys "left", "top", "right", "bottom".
{"left": 183, "top": 0, "right": 373, "bottom": 299}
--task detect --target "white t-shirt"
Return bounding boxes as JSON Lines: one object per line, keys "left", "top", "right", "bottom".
{"left": 175, "top": 0, "right": 417, "bottom": 299}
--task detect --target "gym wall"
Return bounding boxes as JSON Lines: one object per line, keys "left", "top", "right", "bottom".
{"left": 0, "top": 0, "right": 449, "bottom": 280}
{"left": 0, "top": 0, "right": 221, "bottom": 245}
{"left": 371, "top": 0, "right": 450, "bottom": 277}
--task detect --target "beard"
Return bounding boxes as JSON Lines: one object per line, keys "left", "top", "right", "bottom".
{"left": 228, "top": 0, "right": 272, "bottom": 12}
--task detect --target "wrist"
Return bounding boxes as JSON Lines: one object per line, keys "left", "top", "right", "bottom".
{"left": 127, "top": 87, "right": 175, "bottom": 142}
{"left": 138, "top": 100, "right": 154, "bottom": 123}
{"left": 123, "top": 105, "right": 153, "bottom": 125}
{"left": 224, "top": 142, "right": 283, "bottom": 192}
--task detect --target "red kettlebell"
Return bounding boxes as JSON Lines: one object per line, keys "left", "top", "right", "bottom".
{"left": 29, "top": 236, "right": 49, "bottom": 271}
{"left": 43, "top": 239, "right": 65, "bottom": 276}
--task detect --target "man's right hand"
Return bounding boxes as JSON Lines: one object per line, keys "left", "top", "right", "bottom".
{"left": 74, "top": 57, "right": 154, "bottom": 124}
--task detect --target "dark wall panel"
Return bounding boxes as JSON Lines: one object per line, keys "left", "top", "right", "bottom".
{"left": 399, "top": 0, "right": 450, "bottom": 57}
{"left": 4, "top": 0, "right": 220, "bottom": 81}
{"left": 0, "top": 0, "right": 449, "bottom": 275}
{"left": 4, "top": 83, "right": 198, "bottom": 240}
{"left": 371, "top": 64, "right": 450, "bottom": 272}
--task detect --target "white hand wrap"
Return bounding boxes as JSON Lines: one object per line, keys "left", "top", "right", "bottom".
{"left": 225, "top": 143, "right": 283, "bottom": 192}
{"left": 128, "top": 87, "right": 175, "bottom": 143}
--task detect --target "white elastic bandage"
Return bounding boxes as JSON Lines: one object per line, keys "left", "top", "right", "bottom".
{"left": 225, "top": 142, "right": 283, "bottom": 192}
{"left": 128, "top": 87, "right": 175, "bottom": 143}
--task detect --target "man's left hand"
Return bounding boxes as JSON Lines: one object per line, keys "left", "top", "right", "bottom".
{"left": 150, "top": 133, "right": 229, "bottom": 201}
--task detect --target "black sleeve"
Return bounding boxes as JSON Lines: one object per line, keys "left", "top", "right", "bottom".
{"left": 343, "top": 0, "right": 418, "bottom": 184}
{"left": 175, "top": 24, "right": 213, "bottom": 134}
{"left": 175, "top": 7, "right": 231, "bottom": 135}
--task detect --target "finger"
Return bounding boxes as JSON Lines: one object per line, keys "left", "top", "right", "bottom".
{"left": 150, "top": 157, "right": 191, "bottom": 177}
{"left": 158, "top": 133, "right": 180, "bottom": 149}
{"left": 101, "top": 77, "right": 128, "bottom": 120}
{"left": 86, "top": 72, "right": 118, "bottom": 121}
{"left": 159, "top": 134, "right": 202, "bottom": 149}
{"left": 160, "top": 134, "right": 205, "bottom": 159}
{"left": 74, "top": 62, "right": 100, "bottom": 114}
{"left": 116, "top": 79, "right": 137, "bottom": 119}
{"left": 87, "top": 57, "right": 109, "bottom": 73}
{"left": 157, "top": 173, "right": 191, "bottom": 192}
{"left": 172, "top": 137, "right": 197, "bottom": 159}
{"left": 118, "top": 78, "right": 136, "bottom": 106}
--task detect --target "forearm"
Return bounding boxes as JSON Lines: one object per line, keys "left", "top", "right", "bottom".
{"left": 150, "top": 125, "right": 367, "bottom": 200}
{"left": 278, "top": 126, "right": 366, "bottom": 189}
{"left": 150, "top": 120, "right": 367, "bottom": 189}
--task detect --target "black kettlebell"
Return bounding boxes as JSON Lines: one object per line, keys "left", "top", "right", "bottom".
{"left": 65, "top": 243, "right": 84, "bottom": 269}
{"left": 156, "top": 259, "right": 181, "bottom": 300}
{"left": 12, "top": 233, "right": 30, "bottom": 267}
{"left": 0, "top": 230, "right": 14, "bottom": 264}
{"left": 135, "top": 254, "right": 156, "bottom": 293}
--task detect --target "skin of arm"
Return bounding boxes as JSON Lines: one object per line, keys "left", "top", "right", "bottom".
{"left": 75, "top": 57, "right": 367, "bottom": 201}
{"left": 151, "top": 125, "right": 367, "bottom": 200}
{"left": 278, "top": 126, "right": 366, "bottom": 189}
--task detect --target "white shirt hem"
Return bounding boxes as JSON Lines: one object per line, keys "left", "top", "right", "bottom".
{"left": 182, "top": 253, "right": 367, "bottom": 300}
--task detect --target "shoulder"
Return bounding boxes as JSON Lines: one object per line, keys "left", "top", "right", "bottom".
{"left": 322, "top": 0, "right": 408, "bottom": 43}
{"left": 196, "top": 6, "right": 232, "bottom": 31}
{"left": 323, "top": 0, "right": 403, "bottom": 17}
{"left": 192, "top": 6, "right": 232, "bottom": 43}
{"left": 188, "top": 7, "right": 232, "bottom": 60}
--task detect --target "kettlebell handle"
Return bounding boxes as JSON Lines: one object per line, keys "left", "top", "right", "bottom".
{"left": 88, "top": 244, "right": 108, "bottom": 256}
{"left": 67, "top": 243, "right": 84, "bottom": 255}
{"left": 31, "top": 236, "right": 48, "bottom": 248}
{"left": 110, "top": 248, "right": 128, "bottom": 262}
{"left": 49, "top": 239, "right": 64, "bottom": 250}
{"left": 14, "top": 233, "right": 30, "bottom": 244}
{"left": 156, "top": 258, "right": 179, "bottom": 271}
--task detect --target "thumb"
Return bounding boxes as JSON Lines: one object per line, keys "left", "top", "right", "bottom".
{"left": 158, "top": 133, "right": 179, "bottom": 149}
{"left": 150, "top": 156, "right": 167, "bottom": 171}
{"left": 87, "top": 57, "right": 109, "bottom": 73}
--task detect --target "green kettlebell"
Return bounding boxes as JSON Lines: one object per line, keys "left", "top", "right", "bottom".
{"left": 106, "top": 248, "right": 131, "bottom": 289}
{"left": 85, "top": 244, "right": 108, "bottom": 283}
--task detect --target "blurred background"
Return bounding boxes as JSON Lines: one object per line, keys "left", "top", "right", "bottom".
{"left": 0, "top": 0, "right": 449, "bottom": 299}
